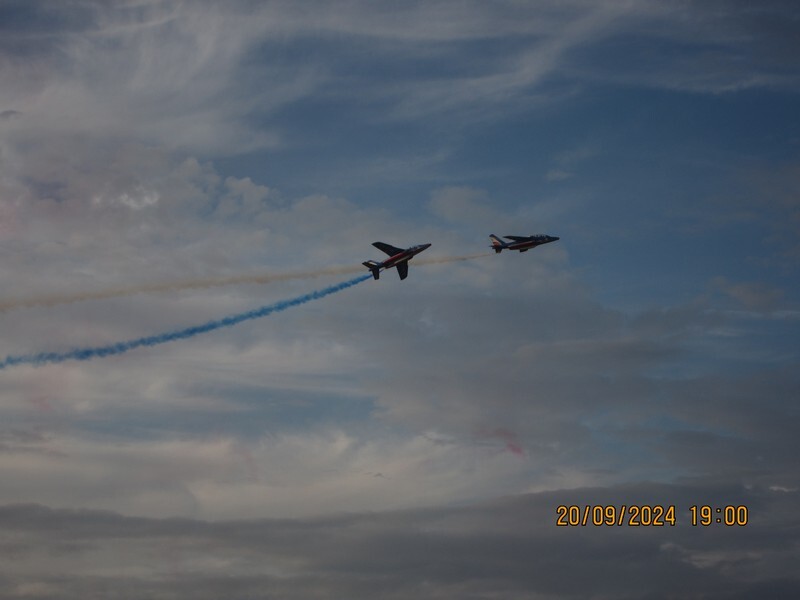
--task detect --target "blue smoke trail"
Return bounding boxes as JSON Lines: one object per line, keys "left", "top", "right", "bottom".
{"left": 0, "top": 274, "right": 371, "bottom": 370}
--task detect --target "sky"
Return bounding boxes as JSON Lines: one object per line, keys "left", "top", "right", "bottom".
{"left": 0, "top": 0, "right": 798, "bottom": 597}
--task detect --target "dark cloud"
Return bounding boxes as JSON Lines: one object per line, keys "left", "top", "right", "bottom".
{"left": 1, "top": 482, "right": 797, "bottom": 599}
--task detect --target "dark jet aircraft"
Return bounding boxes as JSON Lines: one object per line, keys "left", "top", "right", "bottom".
{"left": 362, "top": 242, "right": 431, "bottom": 280}
{"left": 490, "top": 233, "right": 559, "bottom": 253}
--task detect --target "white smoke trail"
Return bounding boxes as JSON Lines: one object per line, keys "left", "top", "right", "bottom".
{"left": 416, "top": 252, "right": 493, "bottom": 265}
{"left": 0, "top": 264, "right": 364, "bottom": 313}
{"left": 0, "top": 253, "right": 493, "bottom": 313}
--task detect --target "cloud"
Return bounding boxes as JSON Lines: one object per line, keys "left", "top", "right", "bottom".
{"left": 0, "top": 1, "right": 310, "bottom": 155}
{"left": 711, "top": 277, "right": 786, "bottom": 312}
{"left": 545, "top": 169, "right": 574, "bottom": 182}
{"left": 428, "top": 186, "right": 498, "bottom": 226}
{"left": 5, "top": 204, "right": 792, "bottom": 522}
{"left": 0, "top": 98, "right": 795, "bottom": 531}
{"left": 0, "top": 3, "right": 798, "bottom": 596}
{"left": 0, "top": 425, "right": 536, "bottom": 519}
{"left": 563, "top": 1, "right": 800, "bottom": 93}
{"left": 674, "top": 158, "right": 800, "bottom": 267}
{"left": 0, "top": 482, "right": 797, "bottom": 599}
{"left": 4, "top": 0, "right": 793, "bottom": 164}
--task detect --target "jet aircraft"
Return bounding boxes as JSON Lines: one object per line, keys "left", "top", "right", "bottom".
{"left": 490, "top": 234, "right": 559, "bottom": 253}
{"left": 362, "top": 242, "right": 431, "bottom": 280}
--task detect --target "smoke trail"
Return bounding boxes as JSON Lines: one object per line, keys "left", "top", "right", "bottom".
{"left": 0, "top": 264, "right": 365, "bottom": 313}
{"left": 416, "top": 252, "right": 492, "bottom": 265}
{"left": 0, "top": 255, "right": 491, "bottom": 313}
{"left": 0, "top": 274, "right": 371, "bottom": 370}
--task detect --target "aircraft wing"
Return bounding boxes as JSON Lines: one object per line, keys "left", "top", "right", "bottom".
{"left": 373, "top": 242, "right": 405, "bottom": 256}
{"left": 396, "top": 261, "right": 409, "bottom": 280}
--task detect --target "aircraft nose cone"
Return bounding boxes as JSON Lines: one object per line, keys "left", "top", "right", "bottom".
{"left": 550, "top": 236, "right": 560, "bottom": 242}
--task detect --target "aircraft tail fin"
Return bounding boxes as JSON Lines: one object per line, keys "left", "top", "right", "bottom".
{"left": 362, "top": 260, "right": 381, "bottom": 280}
{"left": 489, "top": 234, "right": 504, "bottom": 253}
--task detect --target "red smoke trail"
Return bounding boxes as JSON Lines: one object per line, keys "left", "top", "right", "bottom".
{"left": 0, "top": 254, "right": 492, "bottom": 313}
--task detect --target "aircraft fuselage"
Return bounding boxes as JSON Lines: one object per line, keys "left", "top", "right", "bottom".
{"left": 382, "top": 244, "right": 430, "bottom": 268}
{"left": 363, "top": 242, "right": 431, "bottom": 280}
{"left": 490, "top": 234, "right": 559, "bottom": 253}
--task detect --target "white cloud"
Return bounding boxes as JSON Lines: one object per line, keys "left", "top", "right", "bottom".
{"left": 0, "top": 0, "right": 796, "bottom": 565}
{"left": 0, "top": 2, "right": 311, "bottom": 155}
{"left": 4, "top": 0, "right": 788, "bottom": 164}
{"left": 428, "top": 186, "right": 497, "bottom": 225}
{"left": 0, "top": 426, "right": 537, "bottom": 519}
